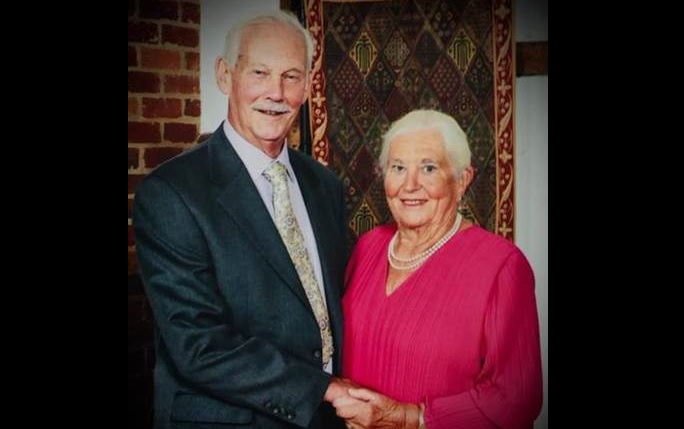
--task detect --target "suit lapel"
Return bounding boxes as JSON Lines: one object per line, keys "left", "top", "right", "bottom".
{"left": 208, "top": 133, "right": 312, "bottom": 310}
{"left": 290, "top": 151, "right": 344, "bottom": 337}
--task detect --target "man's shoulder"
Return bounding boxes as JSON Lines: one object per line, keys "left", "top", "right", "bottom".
{"left": 138, "top": 135, "right": 218, "bottom": 198}
{"left": 146, "top": 127, "right": 232, "bottom": 183}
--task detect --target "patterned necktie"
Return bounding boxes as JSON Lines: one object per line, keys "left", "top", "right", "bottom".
{"left": 263, "top": 161, "right": 333, "bottom": 367}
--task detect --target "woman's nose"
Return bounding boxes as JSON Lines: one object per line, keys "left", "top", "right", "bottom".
{"left": 404, "top": 168, "right": 420, "bottom": 191}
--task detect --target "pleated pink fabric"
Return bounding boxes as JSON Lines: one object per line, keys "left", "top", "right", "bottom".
{"left": 342, "top": 224, "right": 542, "bottom": 429}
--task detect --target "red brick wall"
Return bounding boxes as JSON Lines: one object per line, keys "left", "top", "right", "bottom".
{"left": 128, "top": 2, "right": 201, "bottom": 426}
{"left": 128, "top": 0, "right": 201, "bottom": 275}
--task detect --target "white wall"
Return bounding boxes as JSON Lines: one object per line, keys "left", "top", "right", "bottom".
{"left": 201, "top": 1, "right": 548, "bottom": 427}
{"left": 516, "top": 75, "right": 548, "bottom": 429}
{"left": 515, "top": 1, "right": 548, "bottom": 428}
{"left": 200, "top": 0, "right": 279, "bottom": 133}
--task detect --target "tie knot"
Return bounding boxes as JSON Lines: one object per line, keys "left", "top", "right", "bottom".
{"left": 263, "top": 161, "right": 289, "bottom": 185}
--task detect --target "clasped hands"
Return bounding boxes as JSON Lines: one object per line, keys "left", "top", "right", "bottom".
{"left": 325, "top": 377, "right": 422, "bottom": 429}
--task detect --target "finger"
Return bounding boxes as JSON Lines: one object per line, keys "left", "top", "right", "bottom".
{"left": 348, "top": 387, "right": 376, "bottom": 402}
{"left": 335, "top": 403, "right": 365, "bottom": 419}
{"left": 332, "top": 395, "right": 364, "bottom": 408}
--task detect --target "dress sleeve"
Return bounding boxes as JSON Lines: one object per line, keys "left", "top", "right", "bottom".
{"left": 424, "top": 250, "right": 543, "bottom": 429}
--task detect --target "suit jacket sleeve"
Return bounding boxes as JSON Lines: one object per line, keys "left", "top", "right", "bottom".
{"left": 133, "top": 173, "right": 331, "bottom": 427}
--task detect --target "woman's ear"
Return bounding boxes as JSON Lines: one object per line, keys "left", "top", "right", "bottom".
{"left": 457, "top": 166, "right": 475, "bottom": 197}
{"left": 215, "top": 56, "right": 232, "bottom": 96}
{"left": 461, "top": 166, "right": 474, "bottom": 187}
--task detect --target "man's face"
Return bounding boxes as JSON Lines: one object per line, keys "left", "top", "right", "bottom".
{"left": 228, "top": 23, "right": 311, "bottom": 158}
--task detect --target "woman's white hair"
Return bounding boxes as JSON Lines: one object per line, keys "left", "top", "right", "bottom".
{"left": 222, "top": 10, "right": 314, "bottom": 73}
{"left": 379, "top": 109, "right": 471, "bottom": 176}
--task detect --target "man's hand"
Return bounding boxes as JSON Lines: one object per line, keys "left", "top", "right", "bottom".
{"left": 331, "top": 387, "right": 421, "bottom": 429}
{"left": 324, "top": 377, "right": 362, "bottom": 402}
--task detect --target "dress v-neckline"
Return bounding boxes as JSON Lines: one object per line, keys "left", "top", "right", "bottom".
{"left": 383, "top": 252, "right": 423, "bottom": 298}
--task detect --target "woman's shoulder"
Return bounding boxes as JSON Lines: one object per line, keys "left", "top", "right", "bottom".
{"left": 349, "top": 223, "right": 395, "bottom": 257}
{"left": 462, "top": 224, "right": 524, "bottom": 257}
{"left": 357, "top": 223, "right": 395, "bottom": 243}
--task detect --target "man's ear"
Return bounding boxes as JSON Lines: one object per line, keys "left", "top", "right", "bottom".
{"left": 215, "top": 56, "right": 232, "bottom": 96}
{"left": 301, "top": 70, "right": 313, "bottom": 104}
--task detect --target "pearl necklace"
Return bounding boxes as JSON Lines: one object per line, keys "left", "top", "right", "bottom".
{"left": 387, "top": 213, "right": 463, "bottom": 271}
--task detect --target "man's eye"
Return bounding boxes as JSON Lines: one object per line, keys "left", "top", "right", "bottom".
{"left": 390, "top": 165, "right": 405, "bottom": 173}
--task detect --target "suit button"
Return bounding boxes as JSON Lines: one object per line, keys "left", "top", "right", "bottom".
{"left": 313, "top": 349, "right": 322, "bottom": 359}
{"left": 273, "top": 406, "right": 281, "bottom": 415}
{"left": 287, "top": 411, "right": 296, "bottom": 420}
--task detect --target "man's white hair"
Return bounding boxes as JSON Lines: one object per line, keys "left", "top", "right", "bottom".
{"left": 223, "top": 10, "right": 314, "bottom": 73}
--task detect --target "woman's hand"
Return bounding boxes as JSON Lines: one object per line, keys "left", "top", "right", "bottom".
{"left": 332, "top": 387, "right": 422, "bottom": 429}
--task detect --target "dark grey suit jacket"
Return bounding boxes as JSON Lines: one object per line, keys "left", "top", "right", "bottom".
{"left": 133, "top": 126, "right": 348, "bottom": 429}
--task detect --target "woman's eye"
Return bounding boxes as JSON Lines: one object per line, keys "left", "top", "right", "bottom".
{"left": 423, "top": 165, "right": 437, "bottom": 173}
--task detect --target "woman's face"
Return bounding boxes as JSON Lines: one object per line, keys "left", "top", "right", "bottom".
{"left": 384, "top": 129, "right": 465, "bottom": 230}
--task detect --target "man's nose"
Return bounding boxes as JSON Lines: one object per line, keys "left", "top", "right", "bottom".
{"left": 266, "top": 77, "right": 284, "bottom": 100}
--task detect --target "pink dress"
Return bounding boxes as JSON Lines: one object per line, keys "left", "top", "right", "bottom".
{"left": 342, "top": 224, "right": 542, "bottom": 429}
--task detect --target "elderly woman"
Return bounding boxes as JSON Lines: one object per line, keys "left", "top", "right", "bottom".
{"left": 332, "top": 110, "right": 542, "bottom": 429}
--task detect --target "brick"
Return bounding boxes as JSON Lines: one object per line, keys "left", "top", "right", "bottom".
{"left": 142, "top": 98, "right": 182, "bottom": 118}
{"left": 129, "top": 147, "right": 140, "bottom": 170}
{"left": 129, "top": 174, "right": 145, "bottom": 194}
{"left": 128, "top": 248, "right": 139, "bottom": 275}
{"left": 140, "top": 0, "right": 178, "bottom": 21}
{"left": 129, "top": 71, "right": 160, "bottom": 93}
{"left": 198, "top": 132, "right": 212, "bottom": 143}
{"left": 128, "top": 45, "right": 137, "bottom": 67}
{"left": 162, "top": 24, "right": 198, "bottom": 47}
{"left": 140, "top": 47, "right": 181, "bottom": 70}
{"left": 129, "top": 273, "right": 144, "bottom": 295}
{"left": 164, "top": 123, "right": 197, "bottom": 142}
{"left": 128, "top": 374, "right": 153, "bottom": 408}
{"left": 181, "top": 2, "right": 200, "bottom": 24}
{"left": 184, "top": 99, "right": 200, "bottom": 117}
{"left": 185, "top": 51, "right": 199, "bottom": 71}
{"left": 128, "top": 295, "right": 146, "bottom": 326}
{"left": 128, "top": 121, "right": 161, "bottom": 142}
{"left": 129, "top": 224, "right": 136, "bottom": 246}
{"left": 128, "top": 21, "right": 159, "bottom": 44}
{"left": 145, "top": 147, "right": 184, "bottom": 168}
{"left": 164, "top": 74, "right": 199, "bottom": 94}
{"left": 128, "top": 347, "right": 146, "bottom": 375}
{"left": 129, "top": 97, "right": 139, "bottom": 117}
{"left": 142, "top": 297, "right": 153, "bottom": 322}
{"left": 128, "top": 321, "right": 154, "bottom": 345}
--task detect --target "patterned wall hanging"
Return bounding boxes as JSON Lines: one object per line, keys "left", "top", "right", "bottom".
{"left": 302, "top": 0, "right": 515, "bottom": 246}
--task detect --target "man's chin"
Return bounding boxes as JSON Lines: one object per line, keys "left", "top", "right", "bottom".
{"left": 255, "top": 134, "right": 287, "bottom": 147}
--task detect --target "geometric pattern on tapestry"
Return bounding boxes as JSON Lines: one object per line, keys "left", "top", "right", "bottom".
{"left": 323, "top": 0, "right": 497, "bottom": 246}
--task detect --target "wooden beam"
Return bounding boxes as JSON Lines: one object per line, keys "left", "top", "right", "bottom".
{"left": 516, "top": 41, "right": 548, "bottom": 76}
